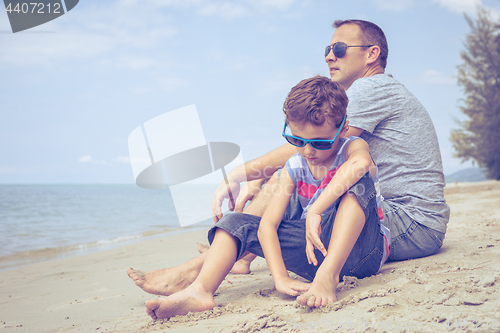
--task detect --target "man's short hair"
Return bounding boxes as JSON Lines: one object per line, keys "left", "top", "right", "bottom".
{"left": 333, "top": 19, "right": 388, "bottom": 69}
{"left": 283, "top": 76, "right": 348, "bottom": 128}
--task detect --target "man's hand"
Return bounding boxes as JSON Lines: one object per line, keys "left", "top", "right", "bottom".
{"left": 233, "top": 179, "right": 266, "bottom": 212}
{"left": 274, "top": 275, "right": 310, "bottom": 296}
{"left": 305, "top": 213, "right": 327, "bottom": 266}
{"left": 211, "top": 179, "right": 241, "bottom": 223}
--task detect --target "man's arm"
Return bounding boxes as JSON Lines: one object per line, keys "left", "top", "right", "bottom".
{"left": 211, "top": 143, "right": 296, "bottom": 222}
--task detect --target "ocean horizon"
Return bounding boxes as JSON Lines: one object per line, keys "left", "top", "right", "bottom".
{"left": 0, "top": 184, "right": 218, "bottom": 271}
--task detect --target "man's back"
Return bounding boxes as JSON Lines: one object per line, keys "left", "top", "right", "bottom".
{"left": 346, "top": 73, "right": 450, "bottom": 233}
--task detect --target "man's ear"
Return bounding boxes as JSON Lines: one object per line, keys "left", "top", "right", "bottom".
{"left": 366, "top": 45, "right": 381, "bottom": 66}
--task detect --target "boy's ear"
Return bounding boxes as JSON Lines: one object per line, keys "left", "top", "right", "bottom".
{"left": 341, "top": 120, "right": 349, "bottom": 136}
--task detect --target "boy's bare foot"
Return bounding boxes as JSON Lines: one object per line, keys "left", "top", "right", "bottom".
{"left": 296, "top": 274, "right": 339, "bottom": 307}
{"left": 145, "top": 284, "right": 215, "bottom": 320}
{"left": 127, "top": 267, "right": 197, "bottom": 296}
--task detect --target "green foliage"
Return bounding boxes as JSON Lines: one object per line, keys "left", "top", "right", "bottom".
{"left": 451, "top": 7, "right": 500, "bottom": 180}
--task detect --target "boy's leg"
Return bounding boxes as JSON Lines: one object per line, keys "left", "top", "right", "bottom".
{"left": 269, "top": 172, "right": 383, "bottom": 307}
{"left": 145, "top": 228, "right": 238, "bottom": 319}
{"left": 127, "top": 174, "right": 280, "bottom": 292}
{"left": 296, "top": 192, "right": 366, "bottom": 307}
{"left": 228, "top": 171, "right": 282, "bottom": 273}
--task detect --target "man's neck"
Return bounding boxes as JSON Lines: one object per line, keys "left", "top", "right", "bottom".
{"left": 363, "top": 64, "right": 385, "bottom": 79}
{"left": 344, "top": 65, "right": 385, "bottom": 90}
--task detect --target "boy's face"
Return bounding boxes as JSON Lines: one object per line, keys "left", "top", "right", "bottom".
{"left": 288, "top": 120, "right": 347, "bottom": 168}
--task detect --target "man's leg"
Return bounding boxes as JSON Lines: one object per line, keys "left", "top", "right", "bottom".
{"left": 145, "top": 228, "right": 238, "bottom": 319}
{"left": 127, "top": 251, "right": 207, "bottom": 296}
{"left": 382, "top": 201, "right": 445, "bottom": 261}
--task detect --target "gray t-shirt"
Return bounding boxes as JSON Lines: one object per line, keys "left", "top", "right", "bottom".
{"left": 346, "top": 74, "right": 450, "bottom": 233}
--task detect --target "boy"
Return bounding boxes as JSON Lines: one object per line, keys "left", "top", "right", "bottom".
{"left": 258, "top": 76, "right": 389, "bottom": 306}
{"left": 144, "top": 76, "right": 389, "bottom": 319}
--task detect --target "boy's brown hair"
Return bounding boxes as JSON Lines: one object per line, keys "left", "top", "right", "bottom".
{"left": 283, "top": 76, "right": 348, "bottom": 128}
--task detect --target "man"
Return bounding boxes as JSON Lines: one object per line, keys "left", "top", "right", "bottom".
{"left": 212, "top": 19, "right": 449, "bottom": 262}
{"left": 128, "top": 19, "right": 449, "bottom": 299}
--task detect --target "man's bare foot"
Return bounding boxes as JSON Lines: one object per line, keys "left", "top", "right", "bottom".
{"left": 127, "top": 267, "right": 197, "bottom": 296}
{"left": 296, "top": 275, "right": 339, "bottom": 307}
{"left": 197, "top": 243, "right": 209, "bottom": 254}
{"left": 230, "top": 255, "right": 253, "bottom": 274}
{"left": 145, "top": 284, "right": 215, "bottom": 320}
{"left": 198, "top": 244, "right": 253, "bottom": 274}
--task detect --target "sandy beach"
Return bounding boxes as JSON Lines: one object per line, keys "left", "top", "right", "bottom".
{"left": 1, "top": 180, "right": 499, "bottom": 332}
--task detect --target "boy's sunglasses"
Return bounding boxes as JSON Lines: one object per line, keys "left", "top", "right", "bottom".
{"left": 324, "top": 42, "right": 374, "bottom": 58}
{"left": 282, "top": 116, "right": 346, "bottom": 150}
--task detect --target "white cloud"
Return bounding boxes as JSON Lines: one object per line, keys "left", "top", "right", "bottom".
{"left": 78, "top": 155, "right": 92, "bottom": 162}
{"left": 128, "top": 0, "right": 204, "bottom": 8}
{"left": 431, "top": 0, "right": 481, "bottom": 14}
{"left": 0, "top": 1, "right": 179, "bottom": 68}
{"left": 0, "top": 167, "right": 15, "bottom": 174}
{"left": 420, "top": 69, "right": 456, "bottom": 85}
{"left": 0, "top": 0, "right": 309, "bottom": 69}
{"left": 372, "top": 0, "right": 414, "bottom": 11}
{"left": 206, "top": 47, "right": 226, "bottom": 61}
{"left": 247, "top": 0, "right": 297, "bottom": 11}
{"left": 116, "top": 56, "right": 158, "bottom": 70}
{"left": 430, "top": 0, "right": 500, "bottom": 17}
{"left": 197, "top": 2, "right": 249, "bottom": 20}
{"left": 78, "top": 155, "right": 111, "bottom": 165}
{"left": 114, "top": 156, "right": 131, "bottom": 164}
{"left": 157, "top": 77, "right": 189, "bottom": 91}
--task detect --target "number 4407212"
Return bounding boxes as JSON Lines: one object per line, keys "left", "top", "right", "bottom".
{"left": 6, "top": 2, "right": 62, "bottom": 14}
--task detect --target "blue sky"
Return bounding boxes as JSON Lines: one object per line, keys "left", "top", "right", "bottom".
{"left": 1, "top": 0, "right": 500, "bottom": 184}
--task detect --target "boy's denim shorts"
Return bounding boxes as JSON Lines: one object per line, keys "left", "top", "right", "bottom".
{"left": 208, "top": 172, "right": 385, "bottom": 282}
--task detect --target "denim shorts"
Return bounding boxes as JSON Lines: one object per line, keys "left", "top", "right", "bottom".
{"left": 208, "top": 172, "right": 385, "bottom": 282}
{"left": 381, "top": 200, "right": 445, "bottom": 261}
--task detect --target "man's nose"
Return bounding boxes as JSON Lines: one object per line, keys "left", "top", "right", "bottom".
{"left": 325, "top": 48, "right": 336, "bottom": 62}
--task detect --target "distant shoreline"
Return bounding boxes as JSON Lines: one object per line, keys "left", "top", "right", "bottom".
{"left": 0, "top": 226, "right": 211, "bottom": 272}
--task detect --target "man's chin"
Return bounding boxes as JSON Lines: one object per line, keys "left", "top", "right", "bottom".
{"left": 329, "top": 73, "right": 340, "bottom": 83}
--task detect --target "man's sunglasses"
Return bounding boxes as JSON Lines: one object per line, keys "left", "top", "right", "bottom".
{"left": 324, "top": 42, "right": 374, "bottom": 58}
{"left": 282, "top": 116, "right": 346, "bottom": 150}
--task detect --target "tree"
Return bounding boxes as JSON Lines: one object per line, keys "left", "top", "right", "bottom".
{"left": 450, "top": 7, "right": 500, "bottom": 180}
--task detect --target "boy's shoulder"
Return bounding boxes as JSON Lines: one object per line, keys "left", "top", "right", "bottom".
{"left": 286, "top": 153, "right": 305, "bottom": 170}
{"left": 340, "top": 136, "right": 366, "bottom": 151}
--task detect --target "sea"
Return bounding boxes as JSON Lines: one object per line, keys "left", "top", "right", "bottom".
{"left": 0, "top": 184, "right": 217, "bottom": 271}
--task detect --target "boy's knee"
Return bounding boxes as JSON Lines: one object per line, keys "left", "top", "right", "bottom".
{"left": 341, "top": 192, "right": 362, "bottom": 208}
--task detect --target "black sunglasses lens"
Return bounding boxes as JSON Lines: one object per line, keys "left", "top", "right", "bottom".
{"left": 311, "top": 141, "right": 332, "bottom": 150}
{"left": 324, "top": 46, "right": 331, "bottom": 57}
{"left": 284, "top": 136, "right": 305, "bottom": 147}
{"left": 333, "top": 42, "right": 347, "bottom": 58}
{"left": 325, "top": 42, "right": 347, "bottom": 58}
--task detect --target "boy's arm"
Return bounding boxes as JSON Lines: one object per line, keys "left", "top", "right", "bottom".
{"left": 211, "top": 143, "right": 296, "bottom": 222}
{"left": 257, "top": 166, "right": 309, "bottom": 295}
{"left": 305, "top": 139, "right": 376, "bottom": 266}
